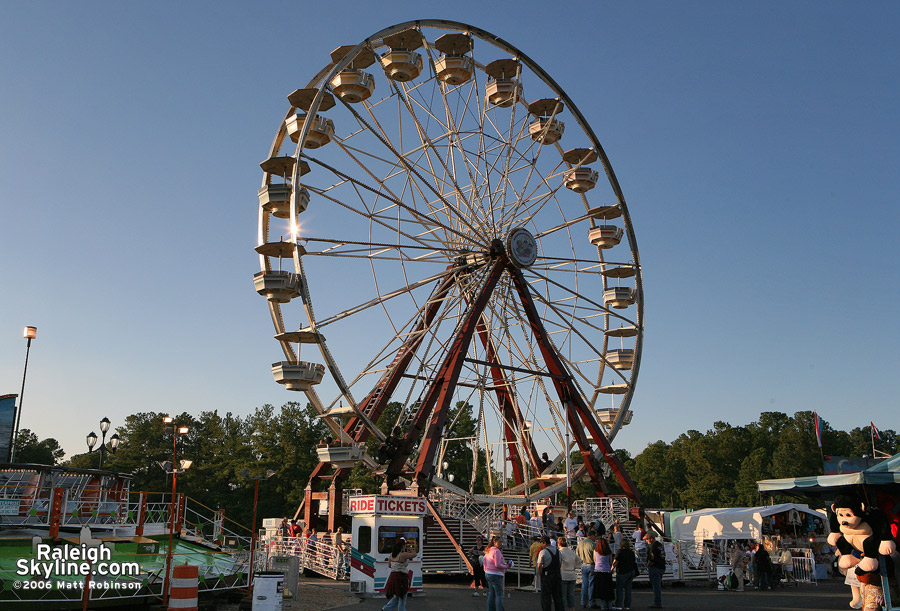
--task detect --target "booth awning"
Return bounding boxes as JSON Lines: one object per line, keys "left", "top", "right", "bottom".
{"left": 757, "top": 453, "right": 900, "bottom": 494}
{"left": 671, "top": 503, "right": 824, "bottom": 541}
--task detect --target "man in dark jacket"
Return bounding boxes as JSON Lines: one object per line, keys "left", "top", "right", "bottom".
{"left": 644, "top": 531, "right": 666, "bottom": 608}
{"left": 754, "top": 542, "right": 774, "bottom": 590}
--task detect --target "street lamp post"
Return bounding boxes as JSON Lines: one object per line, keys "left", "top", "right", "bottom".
{"left": 162, "top": 416, "right": 191, "bottom": 605}
{"left": 86, "top": 418, "right": 120, "bottom": 469}
{"left": 10, "top": 326, "right": 37, "bottom": 463}
{"left": 240, "top": 469, "right": 276, "bottom": 592}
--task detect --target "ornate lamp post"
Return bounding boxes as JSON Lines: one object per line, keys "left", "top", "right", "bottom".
{"left": 10, "top": 326, "right": 37, "bottom": 463}
{"left": 161, "top": 416, "right": 191, "bottom": 605}
{"left": 86, "top": 418, "right": 120, "bottom": 469}
{"left": 240, "top": 469, "right": 276, "bottom": 592}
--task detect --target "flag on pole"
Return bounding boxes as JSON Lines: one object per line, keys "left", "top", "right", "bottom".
{"left": 871, "top": 422, "right": 882, "bottom": 440}
{"left": 814, "top": 411, "right": 823, "bottom": 448}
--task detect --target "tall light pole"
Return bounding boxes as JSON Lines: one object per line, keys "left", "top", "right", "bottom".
{"left": 10, "top": 326, "right": 37, "bottom": 463}
{"left": 240, "top": 469, "right": 276, "bottom": 592}
{"left": 162, "top": 416, "right": 191, "bottom": 605}
{"left": 86, "top": 418, "right": 120, "bottom": 469}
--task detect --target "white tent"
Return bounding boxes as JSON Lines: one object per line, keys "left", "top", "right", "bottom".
{"left": 671, "top": 503, "right": 826, "bottom": 541}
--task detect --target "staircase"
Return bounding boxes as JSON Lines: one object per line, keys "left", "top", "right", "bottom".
{"left": 423, "top": 515, "right": 483, "bottom": 573}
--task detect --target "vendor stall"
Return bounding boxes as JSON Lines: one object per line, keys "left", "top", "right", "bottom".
{"left": 758, "top": 453, "right": 900, "bottom": 610}
{"left": 671, "top": 503, "right": 827, "bottom": 543}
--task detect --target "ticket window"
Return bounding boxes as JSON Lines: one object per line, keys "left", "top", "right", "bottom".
{"left": 377, "top": 526, "right": 420, "bottom": 555}
{"left": 357, "top": 525, "right": 372, "bottom": 554}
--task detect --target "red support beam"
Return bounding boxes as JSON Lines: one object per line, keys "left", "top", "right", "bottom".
{"left": 344, "top": 267, "right": 458, "bottom": 443}
{"left": 299, "top": 268, "right": 458, "bottom": 523}
{"left": 507, "top": 266, "right": 643, "bottom": 506}
{"left": 386, "top": 255, "right": 507, "bottom": 492}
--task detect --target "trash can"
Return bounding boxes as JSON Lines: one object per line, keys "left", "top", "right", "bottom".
{"left": 715, "top": 565, "right": 731, "bottom": 590}
{"left": 252, "top": 571, "right": 284, "bottom": 611}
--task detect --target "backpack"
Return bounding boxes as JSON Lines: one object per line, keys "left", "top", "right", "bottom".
{"left": 541, "top": 546, "right": 561, "bottom": 578}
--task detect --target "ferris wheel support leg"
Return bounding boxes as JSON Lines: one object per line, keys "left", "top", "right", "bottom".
{"left": 386, "top": 256, "right": 508, "bottom": 492}
{"left": 507, "top": 267, "right": 644, "bottom": 508}
{"left": 327, "top": 479, "right": 342, "bottom": 533}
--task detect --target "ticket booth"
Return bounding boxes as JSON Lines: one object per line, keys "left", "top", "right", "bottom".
{"left": 348, "top": 494, "right": 426, "bottom": 596}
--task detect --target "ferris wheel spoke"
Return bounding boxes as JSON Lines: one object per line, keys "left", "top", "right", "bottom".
{"left": 302, "top": 153, "right": 483, "bottom": 250}
{"left": 339, "top": 96, "right": 481, "bottom": 246}
{"left": 393, "top": 81, "right": 497, "bottom": 241}
{"left": 525, "top": 267, "right": 637, "bottom": 327}
{"left": 311, "top": 264, "right": 464, "bottom": 330}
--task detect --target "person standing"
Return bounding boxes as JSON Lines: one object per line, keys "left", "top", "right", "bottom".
{"left": 538, "top": 535, "right": 565, "bottom": 611}
{"left": 611, "top": 523, "right": 622, "bottom": 554}
{"left": 644, "top": 531, "right": 665, "bottom": 608}
{"left": 593, "top": 537, "right": 615, "bottom": 610}
{"left": 383, "top": 539, "right": 416, "bottom": 611}
{"left": 470, "top": 535, "right": 488, "bottom": 597}
{"left": 558, "top": 537, "right": 580, "bottom": 611}
{"left": 484, "top": 535, "right": 511, "bottom": 611}
{"left": 730, "top": 544, "right": 746, "bottom": 591}
{"left": 753, "top": 541, "right": 773, "bottom": 591}
{"left": 543, "top": 507, "right": 554, "bottom": 534}
{"left": 564, "top": 511, "right": 579, "bottom": 539}
{"left": 612, "top": 538, "right": 636, "bottom": 611}
{"left": 779, "top": 547, "right": 795, "bottom": 585}
{"left": 576, "top": 529, "right": 597, "bottom": 608}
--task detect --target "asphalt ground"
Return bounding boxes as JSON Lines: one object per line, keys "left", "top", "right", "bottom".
{"left": 291, "top": 576, "right": 857, "bottom": 611}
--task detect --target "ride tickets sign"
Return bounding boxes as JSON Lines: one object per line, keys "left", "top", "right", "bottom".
{"left": 348, "top": 495, "right": 427, "bottom": 517}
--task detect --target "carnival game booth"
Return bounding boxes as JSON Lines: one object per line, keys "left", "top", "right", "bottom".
{"left": 758, "top": 453, "right": 900, "bottom": 610}
{"left": 348, "top": 494, "right": 425, "bottom": 596}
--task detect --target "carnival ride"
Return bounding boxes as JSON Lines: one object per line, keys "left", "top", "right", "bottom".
{"left": 254, "top": 19, "right": 645, "bottom": 533}
{"left": 0, "top": 464, "right": 252, "bottom": 608}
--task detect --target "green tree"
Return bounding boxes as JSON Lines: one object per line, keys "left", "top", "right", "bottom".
{"left": 13, "top": 429, "right": 65, "bottom": 465}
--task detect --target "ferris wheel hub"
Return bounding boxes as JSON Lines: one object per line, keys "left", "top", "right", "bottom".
{"left": 505, "top": 227, "right": 538, "bottom": 268}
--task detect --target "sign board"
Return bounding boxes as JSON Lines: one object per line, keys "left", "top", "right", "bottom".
{"left": 347, "top": 495, "right": 427, "bottom": 517}
{"left": 0, "top": 498, "right": 19, "bottom": 516}
{"left": 0, "top": 395, "right": 17, "bottom": 462}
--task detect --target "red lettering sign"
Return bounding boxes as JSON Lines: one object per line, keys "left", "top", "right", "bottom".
{"left": 349, "top": 495, "right": 426, "bottom": 516}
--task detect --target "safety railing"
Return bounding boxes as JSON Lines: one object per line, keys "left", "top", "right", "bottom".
{"left": 264, "top": 535, "right": 350, "bottom": 580}
{"left": 181, "top": 497, "right": 252, "bottom": 552}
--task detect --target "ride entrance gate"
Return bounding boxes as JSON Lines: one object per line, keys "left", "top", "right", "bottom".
{"left": 348, "top": 494, "right": 426, "bottom": 596}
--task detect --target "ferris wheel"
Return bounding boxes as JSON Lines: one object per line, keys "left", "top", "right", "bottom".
{"left": 254, "top": 20, "right": 644, "bottom": 508}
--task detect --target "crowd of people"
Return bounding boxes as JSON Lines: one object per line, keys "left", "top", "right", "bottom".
{"left": 465, "top": 509, "right": 667, "bottom": 611}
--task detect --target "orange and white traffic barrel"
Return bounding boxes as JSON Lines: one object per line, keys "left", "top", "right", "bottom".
{"left": 168, "top": 564, "right": 198, "bottom": 611}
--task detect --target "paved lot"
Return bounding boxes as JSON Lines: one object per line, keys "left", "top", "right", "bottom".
{"left": 290, "top": 577, "right": 855, "bottom": 611}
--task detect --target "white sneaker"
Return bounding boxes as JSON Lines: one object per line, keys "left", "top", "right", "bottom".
{"left": 473, "top": 592, "right": 480, "bottom": 597}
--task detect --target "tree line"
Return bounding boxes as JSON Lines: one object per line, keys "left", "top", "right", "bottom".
{"left": 12, "top": 407, "right": 896, "bottom": 526}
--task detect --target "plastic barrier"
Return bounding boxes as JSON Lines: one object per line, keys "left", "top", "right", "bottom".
{"left": 168, "top": 564, "right": 199, "bottom": 611}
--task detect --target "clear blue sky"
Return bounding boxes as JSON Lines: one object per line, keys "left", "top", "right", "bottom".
{"left": 1, "top": 2, "right": 898, "bottom": 461}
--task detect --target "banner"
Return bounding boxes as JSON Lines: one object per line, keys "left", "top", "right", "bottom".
{"left": 813, "top": 411, "right": 823, "bottom": 448}
{"left": 871, "top": 422, "right": 881, "bottom": 440}
{"left": 0, "top": 394, "right": 18, "bottom": 462}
